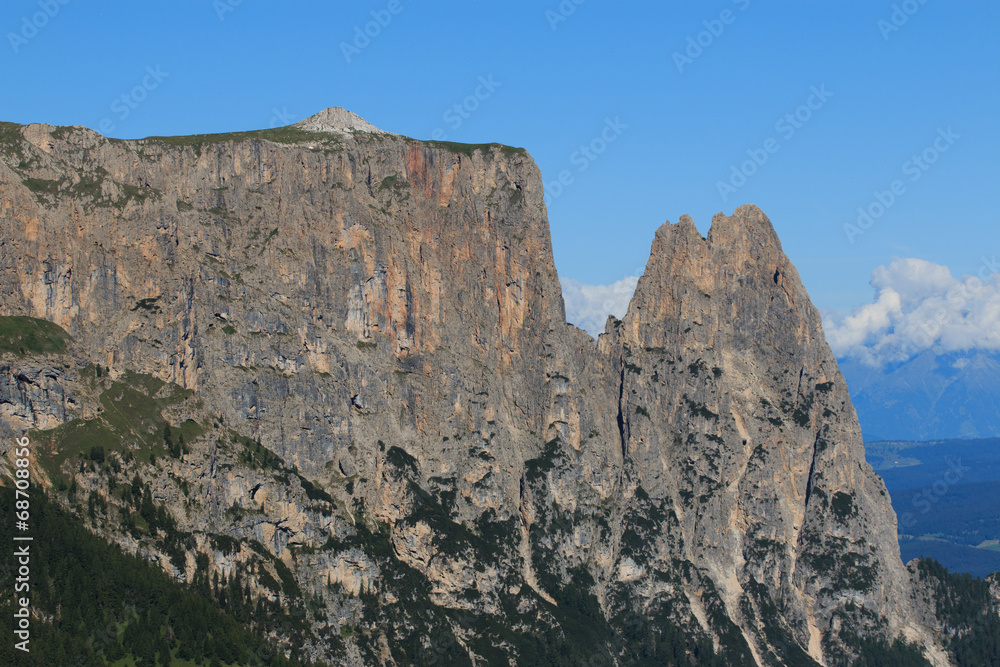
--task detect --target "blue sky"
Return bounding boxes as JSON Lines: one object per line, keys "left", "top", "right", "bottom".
{"left": 2, "top": 1, "right": 997, "bottom": 327}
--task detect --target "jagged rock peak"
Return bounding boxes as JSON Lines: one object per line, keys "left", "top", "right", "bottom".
{"left": 652, "top": 204, "right": 781, "bottom": 251}
{"left": 638, "top": 204, "right": 788, "bottom": 295}
{"left": 618, "top": 203, "right": 809, "bottom": 352}
{"left": 706, "top": 203, "right": 783, "bottom": 252}
{"left": 293, "top": 107, "right": 389, "bottom": 135}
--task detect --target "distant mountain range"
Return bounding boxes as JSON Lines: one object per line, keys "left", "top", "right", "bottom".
{"left": 839, "top": 349, "right": 1000, "bottom": 442}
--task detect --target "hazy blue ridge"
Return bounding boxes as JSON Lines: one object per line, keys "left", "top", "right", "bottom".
{"left": 842, "top": 350, "right": 1000, "bottom": 442}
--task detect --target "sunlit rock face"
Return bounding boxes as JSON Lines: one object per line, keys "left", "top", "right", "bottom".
{"left": 0, "top": 113, "right": 950, "bottom": 666}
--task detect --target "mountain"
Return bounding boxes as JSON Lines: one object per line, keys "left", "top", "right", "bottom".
{"left": 839, "top": 350, "right": 1000, "bottom": 441}
{"left": 1, "top": 109, "right": 997, "bottom": 666}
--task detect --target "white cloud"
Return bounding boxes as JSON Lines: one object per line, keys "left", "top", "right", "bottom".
{"left": 561, "top": 276, "right": 639, "bottom": 338}
{"left": 870, "top": 258, "right": 953, "bottom": 307}
{"left": 823, "top": 258, "right": 1000, "bottom": 368}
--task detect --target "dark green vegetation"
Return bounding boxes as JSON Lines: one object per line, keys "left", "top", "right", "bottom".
{"left": 834, "top": 636, "right": 931, "bottom": 667}
{"left": 0, "top": 316, "right": 71, "bottom": 356}
{"left": 798, "top": 529, "right": 878, "bottom": 594}
{"left": 35, "top": 369, "right": 203, "bottom": 486}
{"left": 363, "top": 438, "right": 650, "bottom": 664}
{"left": 332, "top": 496, "right": 548, "bottom": 665}
{"left": 20, "top": 370, "right": 329, "bottom": 663}
{"left": 344, "top": 519, "right": 476, "bottom": 667}
{"left": 234, "top": 432, "right": 333, "bottom": 506}
{"left": 739, "top": 579, "right": 819, "bottom": 667}
{"left": 18, "top": 167, "right": 164, "bottom": 209}
{"left": 609, "top": 603, "right": 725, "bottom": 667}
{"left": 141, "top": 123, "right": 529, "bottom": 162}
{"left": 377, "top": 174, "right": 410, "bottom": 197}
{"left": 619, "top": 486, "right": 671, "bottom": 564}
{"left": 1, "top": 120, "right": 528, "bottom": 194}
{"left": 684, "top": 395, "right": 719, "bottom": 421}
{"left": 144, "top": 124, "right": 339, "bottom": 151}
{"left": 3, "top": 365, "right": 991, "bottom": 665}
{"left": 0, "top": 120, "right": 22, "bottom": 144}
{"left": 913, "top": 558, "right": 1000, "bottom": 666}
{"left": 866, "top": 438, "right": 1000, "bottom": 577}
{"left": 330, "top": 434, "right": 737, "bottom": 665}
{"left": 522, "top": 439, "right": 731, "bottom": 665}
{"left": 385, "top": 444, "right": 419, "bottom": 477}
{"left": 7, "top": 114, "right": 993, "bottom": 665}
{"left": 830, "top": 491, "right": 858, "bottom": 521}
{"left": 422, "top": 139, "right": 528, "bottom": 159}
{"left": 20, "top": 176, "right": 60, "bottom": 203}
{"left": 0, "top": 487, "right": 312, "bottom": 666}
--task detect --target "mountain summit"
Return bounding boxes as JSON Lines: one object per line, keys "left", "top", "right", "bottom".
{"left": 293, "top": 106, "right": 390, "bottom": 134}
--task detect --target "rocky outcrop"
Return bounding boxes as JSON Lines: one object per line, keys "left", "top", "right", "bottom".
{"left": 0, "top": 110, "right": 955, "bottom": 665}
{"left": 294, "top": 107, "right": 391, "bottom": 135}
{"left": 0, "top": 354, "right": 94, "bottom": 439}
{"left": 599, "top": 208, "right": 945, "bottom": 664}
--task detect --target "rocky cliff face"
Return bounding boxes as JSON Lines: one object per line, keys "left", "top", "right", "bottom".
{"left": 0, "top": 110, "right": 955, "bottom": 665}
{"left": 598, "top": 210, "right": 949, "bottom": 664}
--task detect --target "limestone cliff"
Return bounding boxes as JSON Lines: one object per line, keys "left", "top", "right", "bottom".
{"left": 0, "top": 110, "right": 962, "bottom": 665}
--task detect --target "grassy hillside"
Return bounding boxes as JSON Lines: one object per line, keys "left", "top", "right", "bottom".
{"left": 0, "top": 316, "right": 71, "bottom": 356}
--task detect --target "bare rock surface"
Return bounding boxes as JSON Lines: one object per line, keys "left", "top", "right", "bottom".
{"left": 294, "top": 107, "right": 390, "bottom": 135}
{"left": 0, "top": 112, "right": 963, "bottom": 666}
